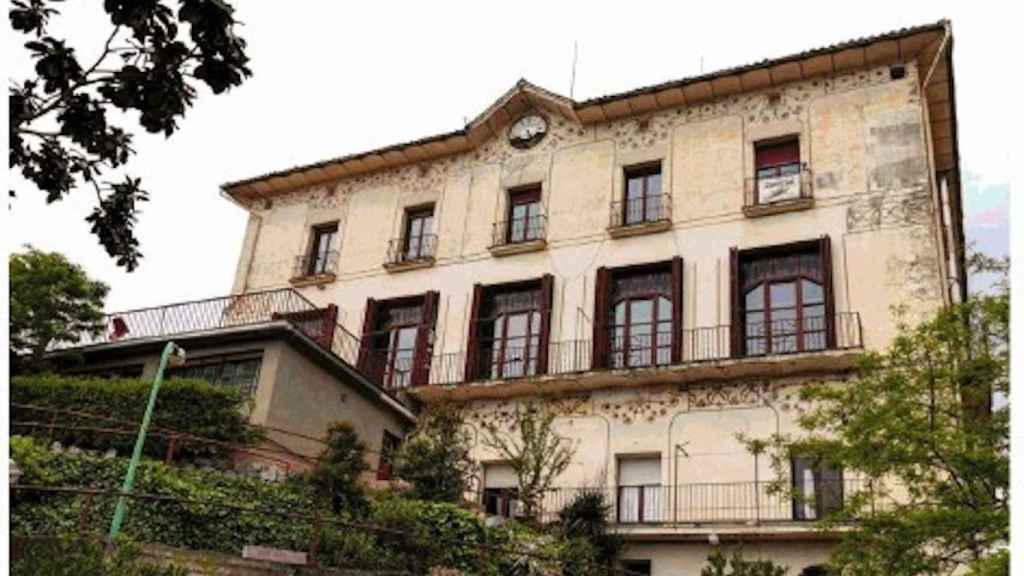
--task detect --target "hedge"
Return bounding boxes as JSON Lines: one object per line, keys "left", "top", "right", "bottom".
{"left": 11, "top": 375, "right": 261, "bottom": 461}
{"left": 10, "top": 437, "right": 529, "bottom": 575}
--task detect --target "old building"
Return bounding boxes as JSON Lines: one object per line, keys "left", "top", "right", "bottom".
{"left": 62, "top": 20, "right": 964, "bottom": 574}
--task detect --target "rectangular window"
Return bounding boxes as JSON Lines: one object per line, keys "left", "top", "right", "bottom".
{"left": 168, "top": 356, "right": 262, "bottom": 396}
{"left": 593, "top": 258, "right": 682, "bottom": 370}
{"left": 733, "top": 239, "right": 833, "bottom": 357}
{"left": 466, "top": 276, "right": 554, "bottom": 382}
{"left": 483, "top": 463, "right": 521, "bottom": 518}
{"left": 403, "top": 206, "right": 435, "bottom": 261}
{"left": 506, "top": 185, "right": 542, "bottom": 243}
{"left": 377, "top": 431, "right": 401, "bottom": 481}
{"left": 307, "top": 223, "right": 338, "bottom": 275}
{"left": 617, "top": 456, "right": 662, "bottom": 523}
{"left": 359, "top": 293, "right": 439, "bottom": 389}
{"left": 620, "top": 560, "right": 652, "bottom": 576}
{"left": 622, "top": 163, "right": 663, "bottom": 225}
{"left": 791, "top": 456, "right": 844, "bottom": 520}
{"left": 754, "top": 137, "right": 802, "bottom": 204}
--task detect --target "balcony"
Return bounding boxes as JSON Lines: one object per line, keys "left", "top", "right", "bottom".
{"left": 743, "top": 166, "right": 813, "bottom": 218}
{"left": 528, "top": 478, "right": 878, "bottom": 527}
{"left": 608, "top": 193, "right": 672, "bottom": 238}
{"left": 290, "top": 250, "right": 338, "bottom": 287}
{"left": 489, "top": 215, "right": 547, "bottom": 257}
{"left": 411, "top": 312, "right": 862, "bottom": 390}
{"left": 384, "top": 234, "right": 437, "bottom": 272}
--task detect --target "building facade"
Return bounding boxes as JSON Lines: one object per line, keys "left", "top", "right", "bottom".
{"left": 217, "top": 21, "right": 963, "bottom": 575}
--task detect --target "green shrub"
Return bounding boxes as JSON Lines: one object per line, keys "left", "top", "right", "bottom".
{"left": 558, "top": 491, "right": 623, "bottom": 575}
{"left": 701, "top": 549, "right": 789, "bottom": 576}
{"left": 394, "top": 404, "right": 476, "bottom": 503}
{"left": 11, "top": 375, "right": 261, "bottom": 461}
{"left": 308, "top": 422, "right": 369, "bottom": 515}
{"left": 11, "top": 536, "right": 189, "bottom": 576}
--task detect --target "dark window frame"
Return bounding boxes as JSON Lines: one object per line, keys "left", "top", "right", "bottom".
{"left": 620, "top": 560, "right": 652, "bottom": 576}
{"left": 377, "top": 430, "right": 401, "bottom": 481}
{"left": 465, "top": 276, "right": 554, "bottom": 382}
{"left": 166, "top": 352, "right": 263, "bottom": 396}
{"left": 357, "top": 292, "right": 439, "bottom": 389}
{"left": 754, "top": 136, "right": 801, "bottom": 180}
{"left": 307, "top": 222, "right": 339, "bottom": 276}
{"left": 610, "top": 273, "right": 673, "bottom": 369}
{"left": 403, "top": 205, "right": 435, "bottom": 261}
{"left": 622, "top": 162, "right": 664, "bottom": 226}
{"left": 790, "top": 455, "right": 844, "bottom": 521}
{"left": 506, "top": 185, "right": 543, "bottom": 243}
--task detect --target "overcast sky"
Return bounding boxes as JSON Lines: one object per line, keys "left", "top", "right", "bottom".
{"left": 5, "top": 1, "right": 1012, "bottom": 312}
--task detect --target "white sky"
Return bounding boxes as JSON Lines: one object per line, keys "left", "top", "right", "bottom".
{"left": 4, "top": 1, "right": 1015, "bottom": 312}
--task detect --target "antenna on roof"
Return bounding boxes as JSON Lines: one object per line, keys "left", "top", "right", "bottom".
{"left": 570, "top": 41, "right": 579, "bottom": 99}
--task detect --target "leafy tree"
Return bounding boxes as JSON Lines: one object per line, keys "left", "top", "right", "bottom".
{"left": 744, "top": 256, "right": 1009, "bottom": 576}
{"left": 558, "top": 491, "right": 623, "bottom": 575}
{"left": 394, "top": 403, "right": 478, "bottom": 503}
{"left": 10, "top": 247, "right": 109, "bottom": 372}
{"left": 9, "top": 0, "right": 252, "bottom": 270}
{"left": 309, "top": 422, "right": 370, "bottom": 516}
{"left": 700, "top": 549, "right": 788, "bottom": 576}
{"left": 481, "top": 401, "right": 576, "bottom": 523}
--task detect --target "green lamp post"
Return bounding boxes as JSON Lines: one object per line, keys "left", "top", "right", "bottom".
{"left": 108, "top": 341, "right": 186, "bottom": 540}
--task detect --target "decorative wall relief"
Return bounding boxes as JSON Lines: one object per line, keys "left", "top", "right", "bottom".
{"left": 595, "top": 387, "right": 684, "bottom": 424}
{"left": 684, "top": 380, "right": 776, "bottom": 409}
{"left": 846, "top": 191, "right": 932, "bottom": 232}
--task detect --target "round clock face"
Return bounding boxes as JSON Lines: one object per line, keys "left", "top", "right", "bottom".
{"left": 508, "top": 114, "right": 547, "bottom": 148}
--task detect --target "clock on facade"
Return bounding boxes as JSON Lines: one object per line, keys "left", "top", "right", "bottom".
{"left": 508, "top": 114, "right": 548, "bottom": 149}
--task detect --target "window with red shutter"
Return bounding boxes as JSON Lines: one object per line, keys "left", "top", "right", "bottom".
{"left": 594, "top": 260, "right": 681, "bottom": 369}
{"left": 359, "top": 293, "right": 437, "bottom": 390}
{"left": 468, "top": 278, "right": 551, "bottom": 380}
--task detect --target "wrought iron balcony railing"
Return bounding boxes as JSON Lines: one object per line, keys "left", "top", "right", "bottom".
{"left": 386, "top": 234, "right": 438, "bottom": 266}
{"left": 293, "top": 250, "right": 338, "bottom": 278}
{"left": 482, "top": 478, "right": 878, "bottom": 525}
{"left": 744, "top": 165, "right": 813, "bottom": 209}
{"left": 609, "top": 193, "right": 673, "bottom": 229}
{"left": 491, "top": 215, "right": 547, "bottom": 247}
{"left": 415, "top": 312, "right": 862, "bottom": 387}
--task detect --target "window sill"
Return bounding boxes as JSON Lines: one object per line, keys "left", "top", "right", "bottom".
{"left": 742, "top": 197, "right": 814, "bottom": 218}
{"left": 383, "top": 258, "right": 435, "bottom": 273}
{"left": 288, "top": 272, "right": 337, "bottom": 287}
{"left": 607, "top": 219, "right": 672, "bottom": 239}
{"left": 488, "top": 239, "right": 547, "bottom": 257}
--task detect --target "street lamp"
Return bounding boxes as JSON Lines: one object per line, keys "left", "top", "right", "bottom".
{"left": 108, "top": 341, "right": 186, "bottom": 540}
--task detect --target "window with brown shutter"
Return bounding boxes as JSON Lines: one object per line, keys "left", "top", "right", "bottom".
{"left": 592, "top": 267, "right": 610, "bottom": 369}
{"left": 506, "top": 185, "right": 543, "bottom": 243}
{"left": 594, "top": 260, "right": 681, "bottom": 369}
{"left": 358, "top": 293, "right": 437, "bottom": 390}
{"left": 466, "top": 277, "right": 553, "bottom": 381}
{"left": 731, "top": 237, "right": 834, "bottom": 357}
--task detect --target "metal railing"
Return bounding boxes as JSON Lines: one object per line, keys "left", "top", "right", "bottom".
{"left": 609, "top": 193, "right": 672, "bottom": 228}
{"left": 61, "top": 288, "right": 375, "bottom": 395}
{"left": 386, "top": 234, "right": 438, "bottom": 265}
{"left": 420, "top": 313, "right": 861, "bottom": 387}
{"left": 492, "top": 215, "right": 547, "bottom": 247}
{"left": 532, "top": 478, "right": 874, "bottom": 525}
{"left": 744, "top": 166, "right": 813, "bottom": 208}
{"left": 293, "top": 250, "right": 338, "bottom": 278}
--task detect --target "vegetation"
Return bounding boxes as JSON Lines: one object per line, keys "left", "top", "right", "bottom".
{"left": 11, "top": 537, "right": 189, "bottom": 576}
{"left": 9, "top": 248, "right": 108, "bottom": 372}
{"left": 481, "top": 402, "right": 576, "bottom": 523}
{"left": 11, "top": 374, "right": 261, "bottom": 461}
{"left": 394, "top": 403, "right": 477, "bottom": 503}
{"left": 557, "top": 491, "right": 623, "bottom": 575}
{"left": 10, "top": 0, "right": 252, "bottom": 269}
{"left": 743, "top": 256, "right": 1009, "bottom": 576}
{"left": 308, "top": 422, "right": 369, "bottom": 515}
{"left": 700, "top": 549, "right": 789, "bottom": 576}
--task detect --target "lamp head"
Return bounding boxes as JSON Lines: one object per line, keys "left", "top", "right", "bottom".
{"left": 168, "top": 343, "right": 187, "bottom": 367}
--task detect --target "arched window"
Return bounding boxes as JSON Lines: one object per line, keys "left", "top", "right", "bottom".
{"left": 734, "top": 240, "right": 833, "bottom": 356}
{"left": 483, "top": 288, "right": 543, "bottom": 379}
{"left": 610, "top": 269, "right": 673, "bottom": 368}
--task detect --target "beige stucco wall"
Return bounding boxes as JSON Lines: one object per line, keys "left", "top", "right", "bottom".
{"left": 232, "top": 61, "right": 948, "bottom": 362}
{"left": 622, "top": 541, "right": 833, "bottom": 576}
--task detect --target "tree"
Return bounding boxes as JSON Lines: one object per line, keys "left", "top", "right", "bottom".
{"left": 10, "top": 0, "right": 252, "bottom": 270}
{"left": 10, "top": 247, "right": 109, "bottom": 372}
{"left": 309, "top": 422, "right": 369, "bottom": 516}
{"left": 480, "top": 401, "right": 576, "bottom": 523}
{"left": 745, "top": 256, "right": 1009, "bottom": 576}
{"left": 700, "top": 549, "right": 789, "bottom": 576}
{"left": 393, "top": 403, "right": 477, "bottom": 503}
{"left": 558, "top": 491, "right": 623, "bottom": 576}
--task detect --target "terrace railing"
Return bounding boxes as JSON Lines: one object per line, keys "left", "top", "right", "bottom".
{"left": 609, "top": 193, "right": 673, "bottom": 229}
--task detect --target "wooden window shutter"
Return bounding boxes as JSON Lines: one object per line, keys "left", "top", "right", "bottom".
{"left": 670, "top": 257, "right": 684, "bottom": 364}
{"left": 356, "top": 298, "right": 380, "bottom": 381}
{"left": 592, "top": 267, "right": 610, "bottom": 369}
{"left": 537, "top": 274, "right": 555, "bottom": 374}
{"left": 729, "top": 248, "right": 742, "bottom": 358}
{"left": 412, "top": 291, "right": 440, "bottom": 387}
{"left": 819, "top": 236, "right": 836, "bottom": 348}
{"left": 464, "top": 284, "right": 484, "bottom": 382}
{"left": 319, "top": 304, "right": 338, "bottom": 350}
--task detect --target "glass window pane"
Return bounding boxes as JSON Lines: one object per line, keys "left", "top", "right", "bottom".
{"left": 657, "top": 297, "right": 672, "bottom": 321}
{"left": 770, "top": 282, "right": 797, "bottom": 308}
{"left": 506, "top": 313, "right": 528, "bottom": 338}
{"left": 645, "top": 193, "right": 661, "bottom": 221}
{"left": 614, "top": 302, "right": 626, "bottom": 326}
{"left": 802, "top": 280, "right": 824, "bottom": 304}
{"left": 397, "top": 326, "right": 417, "bottom": 349}
{"left": 408, "top": 218, "right": 422, "bottom": 238}
{"left": 422, "top": 216, "right": 434, "bottom": 235}
{"left": 627, "top": 177, "right": 643, "bottom": 201}
{"left": 745, "top": 312, "right": 765, "bottom": 337}
{"left": 745, "top": 285, "right": 765, "bottom": 311}
{"left": 630, "top": 300, "right": 653, "bottom": 325}
{"left": 646, "top": 173, "right": 661, "bottom": 196}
